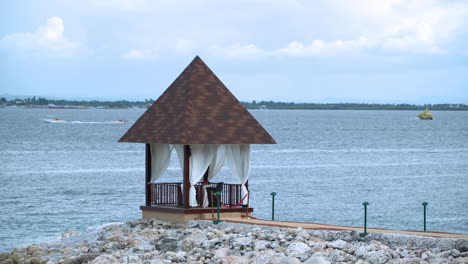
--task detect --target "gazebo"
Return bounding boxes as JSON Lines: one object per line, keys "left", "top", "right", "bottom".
{"left": 119, "top": 56, "right": 276, "bottom": 223}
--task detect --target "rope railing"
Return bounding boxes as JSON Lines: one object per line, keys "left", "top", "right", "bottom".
{"left": 213, "top": 193, "right": 249, "bottom": 208}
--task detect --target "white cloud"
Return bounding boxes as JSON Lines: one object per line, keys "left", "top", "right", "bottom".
{"left": 82, "top": 0, "right": 468, "bottom": 59}
{"left": 121, "top": 49, "right": 158, "bottom": 60}
{"left": 210, "top": 44, "right": 265, "bottom": 59}
{"left": 276, "top": 37, "right": 373, "bottom": 56}
{"left": 0, "top": 17, "right": 85, "bottom": 58}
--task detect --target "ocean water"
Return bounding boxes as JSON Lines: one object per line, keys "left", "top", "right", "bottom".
{"left": 0, "top": 108, "right": 467, "bottom": 252}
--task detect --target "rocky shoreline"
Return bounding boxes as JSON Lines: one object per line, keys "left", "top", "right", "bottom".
{"left": 1, "top": 219, "right": 467, "bottom": 264}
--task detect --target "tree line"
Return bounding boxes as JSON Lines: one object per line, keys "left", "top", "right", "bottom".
{"left": 1, "top": 97, "right": 467, "bottom": 111}
{"left": 241, "top": 101, "right": 468, "bottom": 110}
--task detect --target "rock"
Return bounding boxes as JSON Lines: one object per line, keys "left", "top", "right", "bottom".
{"left": 453, "top": 257, "right": 468, "bottom": 263}
{"left": 75, "top": 253, "right": 100, "bottom": 263}
{"left": 254, "top": 240, "right": 269, "bottom": 251}
{"left": 2, "top": 219, "right": 466, "bottom": 264}
{"left": 223, "top": 255, "right": 249, "bottom": 264}
{"left": 303, "top": 256, "right": 331, "bottom": 264}
{"left": 213, "top": 247, "right": 229, "bottom": 259}
{"left": 387, "top": 258, "right": 421, "bottom": 264}
{"left": 90, "top": 254, "right": 120, "bottom": 264}
{"left": 61, "top": 230, "right": 81, "bottom": 238}
{"left": 355, "top": 260, "right": 370, "bottom": 264}
{"left": 80, "top": 246, "right": 90, "bottom": 253}
{"left": 328, "top": 239, "right": 348, "bottom": 250}
{"left": 155, "top": 237, "right": 178, "bottom": 252}
{"left": 232, "top": 236, "right": 253, "bottom": 248}
{"left": 286, "top": 242, "right": 311, "bottom": 258}
{"left": 179, "top": 233, "right": 208, "bottom": 251}
{"left": 28, "top": 257, "right": 48, "bottom": 264}
{"left": 362, "top": 250, "right": 391, "bottom": 264}
{"left": 451, "top": 249, "right": 461, "bottom": 257}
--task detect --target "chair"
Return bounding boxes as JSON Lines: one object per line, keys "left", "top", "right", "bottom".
{"left": 207, "top": 182, "right": 223, "bottom": 207}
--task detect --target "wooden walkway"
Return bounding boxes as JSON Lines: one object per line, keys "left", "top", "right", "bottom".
{"left": 212, "top": 216, "right": 468, "bottom": 240}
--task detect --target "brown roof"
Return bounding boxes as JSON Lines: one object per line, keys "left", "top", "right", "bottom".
{"left": 119, "top": 56, "right": 276, "bottom": 144}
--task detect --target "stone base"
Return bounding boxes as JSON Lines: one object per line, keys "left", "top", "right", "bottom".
{"left": 140, "top": 205, "right": 253, "bottom": 224}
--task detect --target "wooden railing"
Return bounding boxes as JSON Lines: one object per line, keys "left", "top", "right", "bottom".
{"left": 149, "top": 182, "right": 182, "bottom": 206}
{"left": 148, "top": 182, "right": 245, "bottom": 208}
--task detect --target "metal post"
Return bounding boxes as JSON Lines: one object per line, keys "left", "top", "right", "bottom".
{"left": 271, "top": 192, "right": 277, "bottom": 221}
{"left": 213, "top": 191, "right": 223, "bottom": 224}
{"left": 360, "top": 202, "right": 369, "bottom": 237}
{"left": 145, "top": 144, "right": 151, "bottom": 206}
{"left": 183, "top": 145, "right": 190, "bottom": 208}
{"left": 422, "top": 202, "right": 428, "bottom": 231}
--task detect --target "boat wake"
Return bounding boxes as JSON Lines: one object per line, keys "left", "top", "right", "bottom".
{"left": 41, "top": 119, "right": 131, "bottom": 124}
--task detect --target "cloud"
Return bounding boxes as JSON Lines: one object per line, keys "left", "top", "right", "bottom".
{"left": 276, "top": 37, "right": 373, "bottom": 56}
{"left": 210, "top": 44, "right": 266, "bottom": 59}
{"left": 0, "top": 17, "right": 86, "bottom": 58}
{"left": 82, "top": 0, "right": 468, "bottom": 59}
{"left": 121, "top": 49, "right": 158, "bottom": 60}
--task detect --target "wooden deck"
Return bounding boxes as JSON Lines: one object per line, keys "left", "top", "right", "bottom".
{"left": 215, "top": 217, "right": 468, "bottom": 240}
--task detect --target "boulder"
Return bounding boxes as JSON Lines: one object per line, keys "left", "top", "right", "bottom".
{"left": 89, "top": 254, "right": 120, "bottom": 264}
{"left": 286, "top": 242, "right": 311, "bottom": 258}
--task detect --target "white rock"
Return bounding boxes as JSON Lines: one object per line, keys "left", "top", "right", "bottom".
{"left": 362, "top": 251, "right": 390, "bottom": 264}
{"left": 254, "top": 240, "right": 269, "bottom": 251}
{"left": 304, "top": 256, "right": 331, "bottom": 264}
{"left": 90, "top": 254, "right": 120, "bottom": 264}
{"left": 223, "top": 255, "right": 249, "bottom": 264}
{"left": 355, "top": 260, "right": 369, "bottom": 264}
{"left": 79, "top": 246, "right": 90, "bottom": 253}
{"left": 214, "top": 247, "right": 229, "bottom": 259}
{"left": 328, "top": 239, "right": 348, "bottom": 250}
{"left": 286, "top": 242, "right": 311, "bottom": 258}
{"left": 233, "top": 236, "right": 253, "bottom": 247}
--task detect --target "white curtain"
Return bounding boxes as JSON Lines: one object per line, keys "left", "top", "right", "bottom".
{"left": 226, "top": 144, "right": 251, "bottom": 205}
{"left": 174, "top": 144, "right": 185, "bottom": 198}
{"left": 189, "top": 145, "right": 218, "bottom": 206}
{"left": 208, "top": 145, "right": 227, "bottom": 181}
{"left": 174, "top": 144, "right": 185, "bottom": 170}
{"left": 150, "top": 143, "right": 173, "bottom": 183}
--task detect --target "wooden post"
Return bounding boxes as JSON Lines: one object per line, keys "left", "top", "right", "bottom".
{"left": 244, "top": 180, "right": 249, "bottom": 207}
{"left": 145, "top": 144, "right": 152, "bottom": 206}
{"left": 183, "top": 145, "right": 190, "bottom": 208}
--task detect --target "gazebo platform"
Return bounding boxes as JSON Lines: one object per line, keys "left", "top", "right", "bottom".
{"left": 141, "top": 205, "right": 253, "bottom": 223}
{"left": 141, "top": 181, "right": 252, "bottom": 223}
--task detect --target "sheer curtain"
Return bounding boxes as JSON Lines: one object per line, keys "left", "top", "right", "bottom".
{"left": 226, "top": 144, "right": 251, "bottom": 205}
{"left": 208, "top": 145, "right": 226, "bottom": 181}
{"left": 150, "top": 143, "right": 173, "bottom": 182}
{"left": 189, "top": 145, "right": 218, "bottom": 206}
{"left": 174, "top": 144, "right": 185, "bottom": 198}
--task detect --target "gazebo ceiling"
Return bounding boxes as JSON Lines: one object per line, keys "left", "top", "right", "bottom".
{"left": 119, "top": 56, "right": 276, "bottom": 144}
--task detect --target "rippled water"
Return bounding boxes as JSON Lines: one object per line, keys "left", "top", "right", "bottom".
{"left": 0, "top": 108, "right": 467, "bottom": 252}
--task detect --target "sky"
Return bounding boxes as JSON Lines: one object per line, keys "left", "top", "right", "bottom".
{"left": 1, "top": 0, "right": 467, "bottom": 103}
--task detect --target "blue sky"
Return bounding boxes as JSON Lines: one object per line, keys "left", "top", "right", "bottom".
{"left": 1, "top": 0, "right": 467, "bottom": 103}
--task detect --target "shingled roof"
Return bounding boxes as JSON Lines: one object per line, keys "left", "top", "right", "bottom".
{"left": 119, "top": 56, "right": 276, "bottom": 144}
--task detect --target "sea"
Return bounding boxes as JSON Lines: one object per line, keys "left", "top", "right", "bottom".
{"left": 0, "top": 108, "right": 467, "bottom": 252}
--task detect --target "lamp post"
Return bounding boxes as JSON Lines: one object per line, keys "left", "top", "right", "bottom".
{"left": 360, "top": 202, "right": 369, "bottom": 237}
{"left": 270, "top": 192, "right": 277, "bottom": 220}
{"left": 213, "top": 192, "right": 223, "bottom": 224}
{"left": 422, "top": 202, "right": 428, "bottom": 231}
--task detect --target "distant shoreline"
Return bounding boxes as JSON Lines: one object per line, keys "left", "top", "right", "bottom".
{"left": 1, "top": 96, "right": 467, "bottom": 111}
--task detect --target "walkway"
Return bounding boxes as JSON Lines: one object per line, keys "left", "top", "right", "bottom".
{"left": 214, "top": 216, "right": 468, "bottom": 240}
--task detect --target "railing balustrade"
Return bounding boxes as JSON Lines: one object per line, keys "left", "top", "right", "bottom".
{"left": 148, "top": 182, "right": 244, "bottom": 208}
